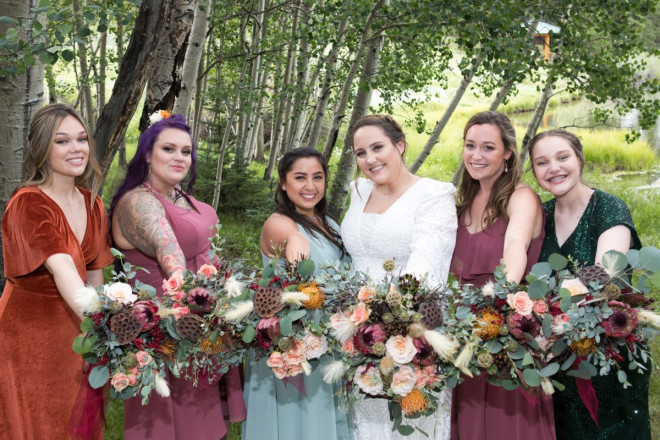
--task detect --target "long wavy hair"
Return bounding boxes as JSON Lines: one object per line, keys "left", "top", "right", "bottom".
{"left": 109, "top": 114, "right": 198, "bottom": 219}
{"left": 456, "top": 111, "right": 521, "bottom": 227}
{"left": 20, "top": 103, "right": 103, "bottom": 203}
{"left": 275, "top": 147, "right": 346, "bottom": 256}
{"left": 528, "top": 129, "right": 585, "bottom": 178}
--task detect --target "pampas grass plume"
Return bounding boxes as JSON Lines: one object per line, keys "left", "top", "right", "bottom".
{"left": 423, "top": 329, "right": 459, "bottom": 361}
{"left": 322, "top": 361, "right": 347, "bottom": 384}
{"left": 454, "top": 341, "right": 475, "bottom": 378}
{"left": 74, "top": 286, "right": 102, "bottom": 313}
{"left": 541, "top": 377, "right": 555, "bottom": 395}
{"left": 224, "top": 276, "right": 244, "bottom": 298}
{"left": 330, "top": 313, "right": 356, "bottom": 344}
{"left": 154, "top": 373, "right": 170, "bottom": 397}
{"left": 281, "top": 291, "right": 309, "bottom": 306}
{"left": 638, "top": 310, "right": 660, "bottom": 329}
{"left": 224, "top": 301, "right": 254, "bottom": 322}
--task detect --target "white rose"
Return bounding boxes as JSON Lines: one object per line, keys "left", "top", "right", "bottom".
{"left": 353, "top": 364, "right": 384, "bottom": 396}
{"left": 303, "top": 332, "right": 328, "bottom": 360}
{"left": 104, "top": 282, "right": 137, "bottom": 304}
{"left": 390, "top": 365, "right": 417, "bottom": 396}
{"left": 385, "top": 335, "right": 417, "bottom": 364}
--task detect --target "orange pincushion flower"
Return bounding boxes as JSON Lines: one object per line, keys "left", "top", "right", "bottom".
{"left": 474, "top": 307, "right": 504, "bottom": 341}
{"left": 160, "top": 110, "right": 172, "bottom": 118}
{"left": 570, "top": 337, "right": 597, "bottom": 356}
{"left": 401, "top": 388, "right": 429, "bottom": 417}
{"left": 159, "top": 339, "right": 177, "bottom": 362}
{"left": 300, "top": 282, "right": 326, "bottom": 309}
{"left": 200, "top": 336, "right": 224, "bottom": 354}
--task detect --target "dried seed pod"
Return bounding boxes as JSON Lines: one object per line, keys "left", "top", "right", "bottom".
{"left": 253, "top": 286, "right": 285, "bottom": 318}
{"left": 577, "top": 265, "right": 610, "bottom": 287}
{"left": 176, "top": 313, "right": 206, "bottom": 342}
{"left": 110, "top": 308, "right": 142, "bottom": 345}
{"left": 418, "top": 301, "right": 442, "bottom": 329}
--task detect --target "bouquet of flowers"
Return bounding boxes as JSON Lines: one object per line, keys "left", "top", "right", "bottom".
{"left": 447, "top": 246, "right": 660, "bottom": 396}
{"left": 73, "top": 254, "right": 173, "bottom": 404}
{"left": 318, "top": 259, "right": 459, "bottom": 435}
{"left": 221, "top": 258, "right": 332, "bottom": 380}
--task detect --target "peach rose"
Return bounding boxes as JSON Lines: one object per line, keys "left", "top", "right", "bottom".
{"left": 303, "top": 332, "right": 328, "bottom": 360}
{"left": 287, "top": 364, "right": 304, "bottom": 377}
{"left": 342, "top": 339, "right": 357, "bottom": 356}
{"left": 271, "top": 367, "right": 287, "bottom": 379}
{"left": 391, "top": 365, "right": 417, "bottom": 396}
{"left": 349, "top": 302, "right": 371, "bottom": 325}
{"left": 357, "top": 286, "right": 377, "bottom": 303}
{"left": 353, "top": 364, "right": 384, "bottom": 396}
{"left": 111, "top": 372, "right": 131, "bottom": 391}
{"left": 506, "top": 291, "right": 534, "bottom": 316}
{"left": 266, "top": 351, "right": 284, "bottom": 369}
{"left": 104, "top": 282, "right": 137, "bottom": 304}
{"left": 385, "top": 335, "right": 418, "bottom": 364}
{"left": 283, "top": 340, "right": 307, "bottom": 365}
{"left": 162, "top": 272, "right": 184, "bottom": 295}
{"left": 197, "top": 264, "right": 218, "bottom": 278}
{"left": 135, "top": 351, "right": 153, "bottom": 368}
{"left": 560, "top": 278, "right": 589, "bottom": 296}
{"left": 414, "top": 365, "right": 438, "bottom": 388}
{"left": 533, "top": 300, "right": 548, "bottom": 315}
{"left": 171, "top": 304, "right": 190, "bottom": 320}
{"left": 127, "top": 374, "right": 138, "bottom": 386}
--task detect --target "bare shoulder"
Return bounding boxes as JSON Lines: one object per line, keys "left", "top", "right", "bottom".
{"left": 262, "top": 213, "right": 299, "bottom": 239}
{"left": 510, "top": 183, "right": 540, "bottom": 205}
{"left": 115, "top": 187, "right": 164, "bottom": 219}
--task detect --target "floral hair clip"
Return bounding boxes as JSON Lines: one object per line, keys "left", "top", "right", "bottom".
{"left": 149, "top": 110, "right": 172, "bottom": 125}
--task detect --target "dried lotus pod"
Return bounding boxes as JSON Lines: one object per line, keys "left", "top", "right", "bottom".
{"left": 110, "top": 308, "right": 142, "bottom": 345}
{"left": 418, "top": 301, "right": 442, "bottom": 329}
{"left": 176, "top": 313, "right": 206, "bottom": 342}
{"left": 577, "top": 265, "right": 610, "bottom": 287}
{"left": 253, "top": 286, "right": 285, "bottom": 318}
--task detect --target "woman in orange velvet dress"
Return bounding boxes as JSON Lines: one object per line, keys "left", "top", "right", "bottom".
{"left": 0, "top": 104, "right": 113, "bottom": 439}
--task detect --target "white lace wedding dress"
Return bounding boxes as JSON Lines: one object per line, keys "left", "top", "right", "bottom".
{"left": 341, "top": 177, "right": 458, "bottom": 440}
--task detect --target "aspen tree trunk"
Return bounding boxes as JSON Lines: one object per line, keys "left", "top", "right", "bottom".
{"left": 288, "top": 0, "right": 312, "bottom": 151}
{"left": 138, "top": 0, "right": 195, "bottom": 132}
{"left": 520, "top": 74, "right": 554, "bottom": 165}
{"left": 306, "top": 15, "right": 349, "bottom": 150}
{"left": 278, "top": 0, "right": 300, "bottom": 154}
{"left": 0, "top": 0, "right": 44, "bottom": 289}
{"left": 264, "top": 56, "right": 286, "bottom": 181}
{"left": 173, "top": 0, "right": 212, "bottom": 118}
{"left": 97, "top": 31, "right": 107, "bottom": 113}
{"left": 410, "top": 54, "right": 483, "bottom": 174}
{"left": 328, "top": 2, "right": 388, "bottom": 216}
{"left": 322, "top": 0, "right": 384, "bottom": 161}
{"left": 73, "top": 0, "right": 96, "bottom": 131}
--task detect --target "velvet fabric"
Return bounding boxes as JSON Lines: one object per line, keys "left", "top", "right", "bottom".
{"left": 0, "top": 186, "right": 114, "bottom": 439}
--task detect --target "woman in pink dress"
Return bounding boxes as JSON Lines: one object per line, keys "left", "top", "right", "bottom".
{"left": 109, "top": 113, "right": 245, "bottom": 439}
{"left": 449, "top": 111, "right": 554, "bottom": 439}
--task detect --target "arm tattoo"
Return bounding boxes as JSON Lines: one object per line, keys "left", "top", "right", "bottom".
{"left": 117, "top": 190, "right": 186, "bottom": 275}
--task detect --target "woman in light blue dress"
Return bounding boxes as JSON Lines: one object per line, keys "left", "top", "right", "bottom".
{"left": 242, "top": 147, "right": 352, "bottom": 440}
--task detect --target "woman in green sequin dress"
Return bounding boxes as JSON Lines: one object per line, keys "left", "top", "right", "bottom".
{"left": 529, "top": 129, "right": 651, "bottom": 440}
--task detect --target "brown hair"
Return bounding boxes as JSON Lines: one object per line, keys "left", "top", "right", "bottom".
{"left": 528, "top": 129, "right": 585, "bottom": 177}
{"left": 456, "top": 111, "right": 521, "bottom": 227}
{"left": 22, "top": 103, "right": 103, "bottom": 203}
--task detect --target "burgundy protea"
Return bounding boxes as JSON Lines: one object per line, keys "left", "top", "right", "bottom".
{"left": 507, "top": 312, "right": 541, "bottom": 343}
{"left": 412, "top": 337, "right": 436, "bottom": 366}
{"left": 602, "top": 300, "right": 638, "bottom": 338}
{"left": 131, "top": 300, "right": 160, "bottom": 332}
{"left": 188, "top": 287, "right": 216, "bottom": 313}
{"left": 256, "top": 317, "right": 281, "bottom": 349}
{"left": 353, "top": 324, "right": 387, "bottom": 354}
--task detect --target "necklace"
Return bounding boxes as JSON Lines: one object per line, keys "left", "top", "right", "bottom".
{"left": 142, "top": 180, "right": 176, "bottom": 202}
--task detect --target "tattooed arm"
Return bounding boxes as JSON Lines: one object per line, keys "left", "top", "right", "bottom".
{"left": 112, "top": 189, "right": 186, "bottom": 276}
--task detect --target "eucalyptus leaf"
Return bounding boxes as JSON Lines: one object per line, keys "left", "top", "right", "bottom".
{"left": 72, "top": 334, "right": 97, "bottom": 354}
{"left": 522, "top": 352, "right": 534, "bottom": 366}
{"left": 627, "top": 249, "right": 641, "bottom": 269}
{"left": 287, "top": 309, "right": 307, "bottom": 322}
{"left": 280, "top": 316, "right": 293, "bottom": 336}
{"left": 486, "top": 340, "right": 503, "bottom": 354}
{"left": 396, "top": 425, "right": 415, "bottom": 436}
{"left": 80, "top": 316, "right": 95, "bottom": 333}
{"left": 647, "top": 272, "right": 660, "bottom": 289}
{"left": 617, "top": 369, "right": 628, "bottom": 384}
{"left": 561, "top": 353, "right": 577, "bottom": 371}
{"left": 601, "top": 250, "right": 627, "bottom": 278}
{"left": 542, "top": 314, "right": 553, "bottom": 338}
{"left": 639, "top": 246, "right": 660, "bottom": 272}
{"left": 539, "top": 362, "right": 560, "bottom": 377}
{"left": 548, "top": 254, "right": 568, "bottom": 271}
{"left": 89, "top": 365, "right": 110, "bottom": 389}
{"left": 530, "top": 261, "right": 552, "bottom": 278}
{"left": 297, "top": 259, "right": 316, "bottom": 277}
{"left": 242, "top": 325, "right": 256, "bottom": 343}
{"left": 528, "top": 280, "right": 550, "bottom": 299}
{"left": 501, "top": 379, "right": 518, "bottom": 390}
{"left": 523, "top": 368, "right": 541, "bottom": 387}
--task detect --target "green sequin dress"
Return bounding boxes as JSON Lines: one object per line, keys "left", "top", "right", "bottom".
{"left": 539, "top": 189, "right": 650, "bottom": 440}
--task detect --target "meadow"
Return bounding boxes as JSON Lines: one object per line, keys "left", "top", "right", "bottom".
{"left": 101, "top": 74, "right": 660, "bottom": 439}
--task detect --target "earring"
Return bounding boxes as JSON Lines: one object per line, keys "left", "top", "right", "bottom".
{"left": 282, "top": 186, "right": 286, "bottom": 191}
{"left": 504, "top": 161, "right": 508, "bottom": 174}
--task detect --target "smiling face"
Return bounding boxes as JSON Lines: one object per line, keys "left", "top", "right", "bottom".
{"left": 463, "top": 123, "right": 511, "bottom": 186}
{"left": 47, "top": 115, "right": 90, "bottom": 181}
{"left": 353, "top": 125, "right": 405, "bottom": 185}
{"left": 281, "top": 157, "right": 326, "bottom": 216}
{"left": 147, "top": 128, "right": 193, "bottom": 190}
{"left": 531, "top": 135, "right": 584, "bottom": 198}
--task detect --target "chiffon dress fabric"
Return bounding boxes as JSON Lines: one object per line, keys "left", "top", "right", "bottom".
{"left": 539, "top": 189, "right": 650, "bottom": 440}
{"left": 0, "top": 187, "right": 114, "bottom": 440}
{"left": 242, "top": 218, "right": 353, "bottom": 440}
{"left": 341, "top": 177, "right": 458, "bottom": 440}
{"left": 449, "top": 211, "right": 556, "bottom": 440}
{"left": 119, "top": 191, "right": 246, "bottom": 440}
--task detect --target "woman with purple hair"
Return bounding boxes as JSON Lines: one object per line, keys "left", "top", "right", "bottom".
{"left": 109, "top": 112, "right": 246, "bottom": 439}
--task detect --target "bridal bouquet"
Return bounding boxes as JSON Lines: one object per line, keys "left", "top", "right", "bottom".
{"left": 318, "top": 259, "right": 459, "bottom": 435}
{"left": 221, "top": 258, "right": 332, "bottom": 380}
{"left": 448, "top": 246, "right": 660, "bottom": 395}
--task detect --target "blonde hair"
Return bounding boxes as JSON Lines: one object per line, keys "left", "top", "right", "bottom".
{"left": 22, "top": 103, "right": 103, "bottom": 203}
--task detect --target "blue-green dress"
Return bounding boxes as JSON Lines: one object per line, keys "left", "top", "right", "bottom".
{"left": 242, "top": 219, "right": 353, "bottom": 440}
{"left": 539, "top": 189, "right": 650, "bottom": 440}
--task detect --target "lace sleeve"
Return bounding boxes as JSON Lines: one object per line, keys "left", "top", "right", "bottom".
{"left": 403, "top": 181, "right": 457, "bottom": 289}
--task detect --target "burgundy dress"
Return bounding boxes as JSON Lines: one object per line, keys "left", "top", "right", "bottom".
{"left": 120, "top": 191, "right": 246, "bottom": 440}
{"left": 449, "top": 214, "right": 555, "bottom": 440}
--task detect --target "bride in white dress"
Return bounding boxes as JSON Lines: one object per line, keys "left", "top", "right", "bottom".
{"left": 341, "top": 115, "right": 457, "bottom": 440}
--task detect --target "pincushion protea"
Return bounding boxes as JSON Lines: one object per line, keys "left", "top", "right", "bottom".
{"left": 602, "top": 300, "right": 638, "bottom": 338}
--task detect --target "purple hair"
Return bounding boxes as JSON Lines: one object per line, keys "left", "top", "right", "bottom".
{"left": 109, "top": 114, "right": 198, "bottom": 218}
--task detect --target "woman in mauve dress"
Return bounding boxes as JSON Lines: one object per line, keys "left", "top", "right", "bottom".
{"left": 449, "top": 111, "right": 555, "bottom": 440}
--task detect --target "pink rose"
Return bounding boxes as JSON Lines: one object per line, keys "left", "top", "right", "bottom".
{"left": 391, "top": 365, "right": 417, "bottom": 396}
{"left": 162, "top": 272, "right": 184, "bottom": 295}
{"left": 127, "top": 374, "right": 138, "bottom": 386}
{"left": 111, "top": 372, "right": 131, "bottom": 391}
{"left": 266, "top": 351, "right": 284, "bottom": 369}
{"left": 271, "top": 367, "right": 287, "bottom": 379}
{"left": 135, "top": 351, "right": 153, "bottom": 368}
{"left": 197, "top": 264, "right": 218, "bottom": 278}
{"left": 357, "top": 286, "right": 376, "bottom": 303}
{"left": 129, "top": 367, "right": 139, "bottom": 376}
{"left": 385, "top": 335, "right": 418, "bottom": 364}
{"left": 353, "top": 364, "right": 384, "bottom": 396}
{"left": 287, "top": 364, "right": 304, "bottom": 377}
{"left": 350, "top": 302, "right": 371, "bottom": 325}
{"left": 506, "top": 291, "right": 534, "bottom": 316}
{"left": 533, "top": 300, "right": 548, "bottom": 315}
{"left": 414, "top": 365, "right": 438, "bottom": 388}
{"left": 342, "top": 339, "right": 357, "bottom": 356}
{"left": 282, "top": 339, "right": 306, "bottom": 365}
{"left": 171, "top": 304, "right": 190, "bottom": 320}
{"left": 303, "top": 332, "right": 328, "bottom": 360}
